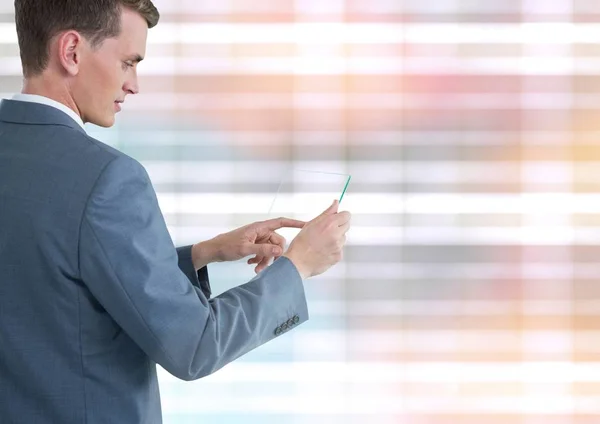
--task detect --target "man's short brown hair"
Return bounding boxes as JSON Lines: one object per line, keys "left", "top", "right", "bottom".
{"left": 14, "top": 0, "right": 159, "bottom": 78}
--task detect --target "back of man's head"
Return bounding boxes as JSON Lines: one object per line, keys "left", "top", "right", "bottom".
{"left": 14, "top": 0, "right": 159, "bottom": 78}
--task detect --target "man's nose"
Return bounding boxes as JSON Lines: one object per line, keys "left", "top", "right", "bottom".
{"left": 124, "top": 74, "right": 139, "bottom": 95}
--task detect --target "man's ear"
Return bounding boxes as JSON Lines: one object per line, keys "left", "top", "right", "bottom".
{"left": 56, "top": 31, "right": 83, "bottom": 77}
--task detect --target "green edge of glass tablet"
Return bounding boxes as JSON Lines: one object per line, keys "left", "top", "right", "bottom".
{"left": 339, "top": 175, "right": 351, "bottom": 203}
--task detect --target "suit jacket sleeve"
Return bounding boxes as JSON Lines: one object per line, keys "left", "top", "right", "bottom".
{"left": 78, "top": 155, "right": 308, "bottom": 381}
{"left": 176, "top": 245, "right": 211, "bottom": 299}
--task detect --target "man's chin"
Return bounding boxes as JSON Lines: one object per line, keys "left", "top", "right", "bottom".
{"left": 88, "top": 114, "right": 116, "bottom": 128}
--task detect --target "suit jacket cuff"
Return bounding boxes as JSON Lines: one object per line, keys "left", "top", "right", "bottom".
{"left": 176, "top": 245, "right": 212, "bottom": 299}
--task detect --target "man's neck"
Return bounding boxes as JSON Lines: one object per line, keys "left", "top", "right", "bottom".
{"left": 22, "top": 78, "right": 83, "bottom": 121}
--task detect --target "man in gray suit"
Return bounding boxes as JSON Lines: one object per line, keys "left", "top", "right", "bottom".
{"left": 0, "top": 0, "right": 351, "bottom": 423}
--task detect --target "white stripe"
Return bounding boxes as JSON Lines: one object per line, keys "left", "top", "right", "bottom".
{"left": 158, "top": 360, "right": 600, "bottom": 383}
{"left": 146, "top": 23, "right": 600, "bottom": 45}
{"left": 168, "top": 225, "right": 600, "bottom": 246}
{"left": 159, "top": 395, "right": 599, "bottom": 414}
{"left": 156, "top": 362, "right": 600, "bottom": 414}
{"left": 155, "top": 192, "right": 600, "bottom": 214}
{"left": 291, "top": 330, "right": 578, "bottom": 354}
{"left": 0, "top": 55, "right": 598, "bottom": 76}
{"left": 2, "top": 23, "right": 600, "bottom": 46}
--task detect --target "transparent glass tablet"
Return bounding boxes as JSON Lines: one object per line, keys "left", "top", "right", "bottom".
{"left": 267, "top": 169, "right": 351, "bottom": 245}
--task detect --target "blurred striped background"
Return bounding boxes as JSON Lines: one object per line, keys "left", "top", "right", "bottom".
{"left": 4, "top": 0, "right": 600, "bottom": 422}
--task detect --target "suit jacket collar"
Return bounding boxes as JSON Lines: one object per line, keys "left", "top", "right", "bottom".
{"left": 0, "top": 98, "right": 87, "bottom": 135}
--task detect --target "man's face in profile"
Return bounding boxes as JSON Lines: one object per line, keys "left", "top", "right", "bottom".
{"left": 74, "top": 7, "right": 148, "bottom": 127}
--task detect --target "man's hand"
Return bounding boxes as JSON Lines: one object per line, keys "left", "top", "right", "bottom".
{"left": 283, "top": 200, "right": 351, "bottom": 280}
{"left": 192, "top": 217, "right": 305, "bottom": 273}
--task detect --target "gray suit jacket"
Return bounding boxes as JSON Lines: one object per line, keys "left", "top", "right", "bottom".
{"left": 0, "top": 99, "right": 308, "bottom": 424}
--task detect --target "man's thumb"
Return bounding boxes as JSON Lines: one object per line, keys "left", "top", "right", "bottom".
{"left": 319, "top": 199, "right": 339, "bottom": 216}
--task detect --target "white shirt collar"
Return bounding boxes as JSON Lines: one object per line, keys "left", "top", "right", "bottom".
{"left": 11, "top": 93, "right": 86, "bottom": 131}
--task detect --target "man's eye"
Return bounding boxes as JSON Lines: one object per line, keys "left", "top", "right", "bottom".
{"left": 123, "top": 62, "right": 134, "bottom": 69}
